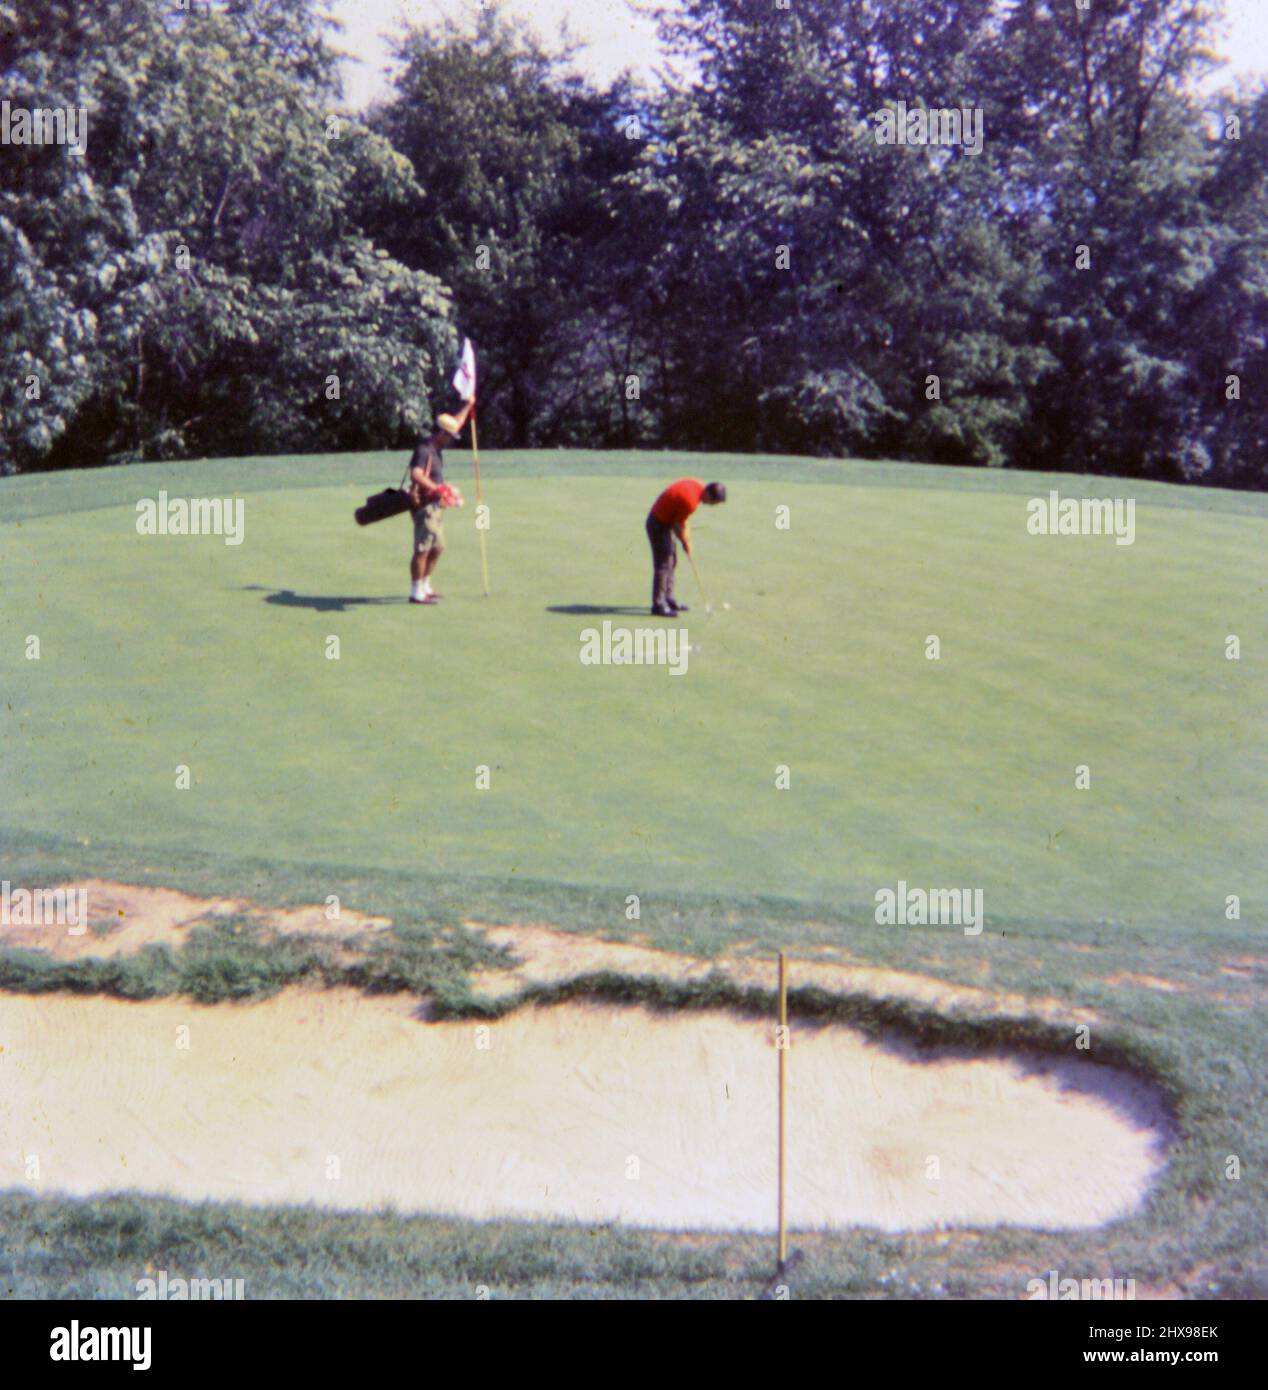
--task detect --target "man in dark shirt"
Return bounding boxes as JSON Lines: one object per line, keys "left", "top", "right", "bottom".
{"left": 408, "top": 400, "right": 473, "bottom": 604}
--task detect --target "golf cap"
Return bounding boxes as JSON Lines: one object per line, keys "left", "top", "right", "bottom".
{"left": 436, "top": 413, "right": 462, "bottom": 436}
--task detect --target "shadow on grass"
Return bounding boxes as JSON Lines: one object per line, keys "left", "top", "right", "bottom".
{"left": 244, "top": 585, "right": 403, "bottom": 613}
{"left": 547, "top": 603, "right": 656, "bottom": 616}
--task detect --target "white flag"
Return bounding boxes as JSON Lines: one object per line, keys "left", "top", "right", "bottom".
{"left": 452, "top": 337, "right": 477, "bottom": 402}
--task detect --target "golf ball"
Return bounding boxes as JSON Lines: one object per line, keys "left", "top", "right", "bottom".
{"left": 722, "top": 602, "right": 731, "bottom": 610}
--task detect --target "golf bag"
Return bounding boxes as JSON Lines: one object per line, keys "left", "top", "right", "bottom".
{"left": 355, "top": 487, "right": 412, "bottom": 527}
{"left": 356, "top": 456, "right": 416, "bottom": 526}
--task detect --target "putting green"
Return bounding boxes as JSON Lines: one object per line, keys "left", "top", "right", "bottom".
{"left": 2, "top": 453, "right": 1264, "bottom": 930}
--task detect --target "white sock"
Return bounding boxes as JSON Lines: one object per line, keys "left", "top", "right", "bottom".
{"left": 410, "top": 580, "right": 424, "bottom": 600}
{"left": 422, "top": 578, "right": 434, "bottom": 596}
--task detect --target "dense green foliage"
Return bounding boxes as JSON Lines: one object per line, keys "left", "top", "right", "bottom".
{"left": 628, "top": 0, "right": 1267, "bottom": 482}
{"left": 367, "top": 7, "right": 647, "bottom": 448}
{"left": 2, "top": 0, "right": 1265, "bottom": 484}
{"left": 0, "top": 0, "right": 455, "bottom": 471}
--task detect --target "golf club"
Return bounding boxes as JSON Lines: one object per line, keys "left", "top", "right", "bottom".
{"left": 685, "top": 549, "right": 712, "bottom": 613}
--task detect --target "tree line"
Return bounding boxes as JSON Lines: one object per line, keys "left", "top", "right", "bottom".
{"left": 2, "top": 0, "right": 1264, "bottom": 488}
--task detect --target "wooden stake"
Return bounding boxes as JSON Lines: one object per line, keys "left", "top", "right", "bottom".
{"left": 778, "top": 950, "right": 788, "bottom": 1273}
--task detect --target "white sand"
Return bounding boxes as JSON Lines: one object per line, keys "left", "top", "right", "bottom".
{"left": 0, "top": 990, "right": 1168, "bottom": 1232}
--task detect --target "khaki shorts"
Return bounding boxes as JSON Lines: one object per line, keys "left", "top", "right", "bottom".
{"left": 412, "top": 503, "right": 445, "bottom": 556}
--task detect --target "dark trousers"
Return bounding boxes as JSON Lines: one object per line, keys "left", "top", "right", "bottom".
{"left": 646, "top": 512, "right": 677, "bottom": 610}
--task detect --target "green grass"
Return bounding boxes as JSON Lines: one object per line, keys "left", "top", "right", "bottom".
{"left": 1, "top": 450, "right": 1265, "bottom": 1299}
{"left": 2, "top": 451, "right": 1265, "bottom": 927}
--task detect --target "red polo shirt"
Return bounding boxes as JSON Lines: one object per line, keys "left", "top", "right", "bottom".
{"left": 651, "top": 478, "right": 706, "bottom": 528}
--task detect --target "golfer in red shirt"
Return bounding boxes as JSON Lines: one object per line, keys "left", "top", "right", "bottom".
{"left": 646, "top": 478, "right": 727, "bottom": 617}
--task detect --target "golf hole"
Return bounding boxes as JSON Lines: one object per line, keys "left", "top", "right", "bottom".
{"left": 0, "top": 989, "right": 1170, "bottom": 1233}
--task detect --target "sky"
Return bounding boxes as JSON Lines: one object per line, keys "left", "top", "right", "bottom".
{"left": 328, "top": 0, "right": 665, "bottom": 106}
{"left": 326, "top": 0, "right": 1268, "bottom": 110}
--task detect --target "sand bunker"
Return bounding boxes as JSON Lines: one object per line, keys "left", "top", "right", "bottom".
{"left": 0, "top": 883, "right": 1168, "bottom": 1231}
{"left": 0, "top": 989, "right": 1168, "bottom": 1232}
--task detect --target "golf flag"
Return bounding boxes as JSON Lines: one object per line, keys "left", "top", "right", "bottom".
{"left": 452, "top": 337, "right": 477, "bottom": 402}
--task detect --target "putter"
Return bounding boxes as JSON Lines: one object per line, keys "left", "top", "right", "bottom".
{"left": 685, "top": 550, "right": 711, "bottom": 612}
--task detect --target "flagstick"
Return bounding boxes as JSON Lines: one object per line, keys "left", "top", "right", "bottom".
{"left": 471, "top": 401, "right": 490, "bottom": 597}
